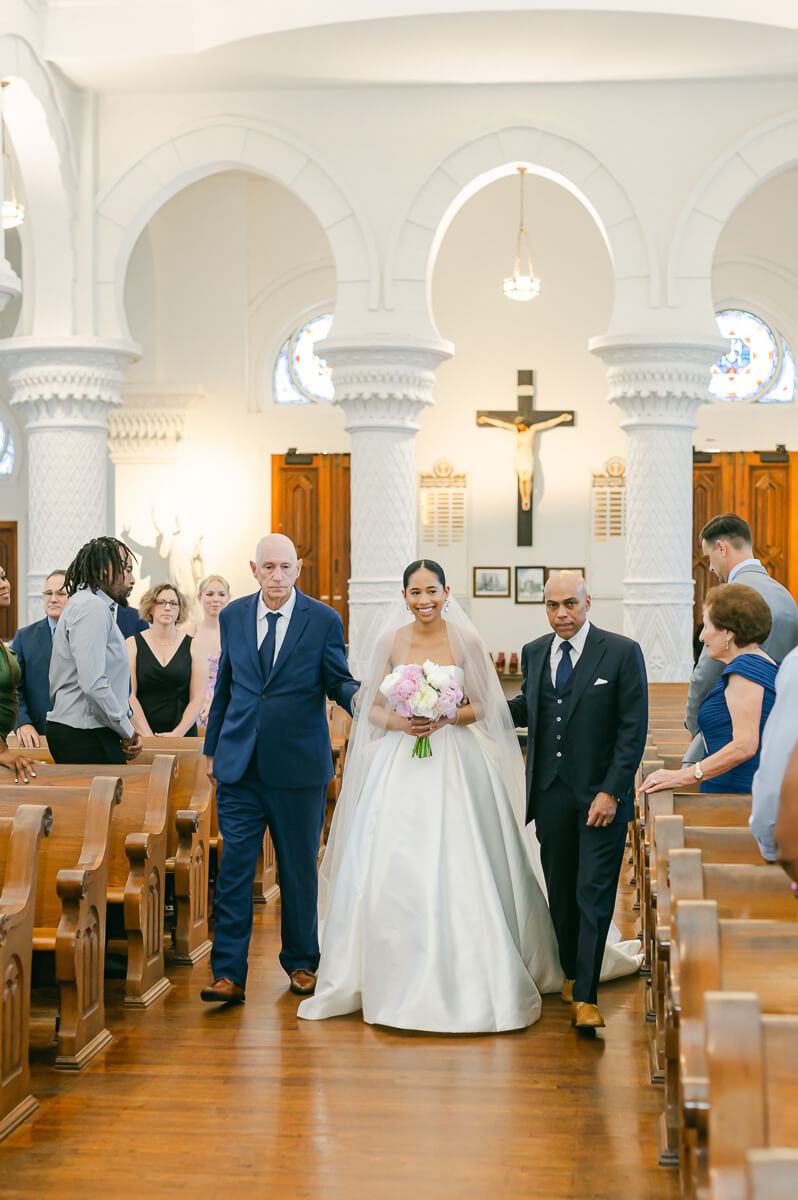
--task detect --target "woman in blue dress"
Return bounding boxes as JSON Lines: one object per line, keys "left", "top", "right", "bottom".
{"left": 641, "top": 583, "right": 778, "bottom": 796}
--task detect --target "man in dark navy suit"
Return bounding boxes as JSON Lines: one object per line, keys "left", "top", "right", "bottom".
{"left": 508, "top": 571, "right": 647, "bottom": 1031}
{"left": 12, "top": 570, "right": 68, "bottom": 747}
{"left": 201, "top": 533, "right": 359, "bottom": 1004}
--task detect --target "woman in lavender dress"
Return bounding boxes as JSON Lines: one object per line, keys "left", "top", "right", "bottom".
{"left": 184, "top": 575, "right": 231, "bottom": 728}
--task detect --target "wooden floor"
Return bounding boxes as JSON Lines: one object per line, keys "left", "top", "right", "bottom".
{"left": 2, "top": 884, "right": 680, "bottom": 1199}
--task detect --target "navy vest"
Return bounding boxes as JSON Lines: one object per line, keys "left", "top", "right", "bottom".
{"left": 532, "top": 657, "right": 575, "bottom": 791}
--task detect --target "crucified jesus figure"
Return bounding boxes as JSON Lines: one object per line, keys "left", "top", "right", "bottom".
{"left": 476, "top": 412, "right": 574, "bottom": 510}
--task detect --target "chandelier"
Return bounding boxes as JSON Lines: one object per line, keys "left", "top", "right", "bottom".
{"left": 502, "top": 167, "right": 540, "bottom": 302}
{"left": 1, "top": 82, "right": 24, "bottom": 232}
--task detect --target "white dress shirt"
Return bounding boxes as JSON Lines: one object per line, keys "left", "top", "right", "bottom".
{"left": 728, "top": 557, "right": 761, "bottom": 582}
{"left": 549, "top": 618, "right": 592, "bottom": 687}
{"left": 256, "top": 587, "right": 297, "bottom": 665}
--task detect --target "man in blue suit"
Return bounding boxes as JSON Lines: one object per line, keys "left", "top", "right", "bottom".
{"left": 13, "top": 570, "right": 68, "bottom": 746}
{"left": 201, "top": 533, "right": 359, "bottom": 1004}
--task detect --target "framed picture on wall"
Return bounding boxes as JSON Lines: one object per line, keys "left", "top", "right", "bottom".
{"left": 514, "top": 566, "right": 545, "bottom": 604}
{"left": 544, "top": 566, "right": 585, "bottom": 582}
{"left": 473, "top": 567, "right": 511, "bottom": 598}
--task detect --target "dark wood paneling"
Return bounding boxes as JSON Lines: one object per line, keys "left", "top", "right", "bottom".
{"left": 0, "top": 521, "right": 19, "bottom": 640}
{"left": 271, "top": 454, "right": 351, "bottom": 638}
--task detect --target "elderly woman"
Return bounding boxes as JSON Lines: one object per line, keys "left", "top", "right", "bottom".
{"left": 641, "top": 584, "right": 778, "bottom": 796}
{"left": 127, "top": 582, "right": 207, "bottom": 737}
{"left": 0, "top": 562, "right": 37, "bottom": 781}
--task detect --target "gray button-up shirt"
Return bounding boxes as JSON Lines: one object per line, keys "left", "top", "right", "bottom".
{"left": 750, "top": 646, "right": 798, "bottom": 861}
{"left": 47, "top": 586, "right": 135, "bottom": 739}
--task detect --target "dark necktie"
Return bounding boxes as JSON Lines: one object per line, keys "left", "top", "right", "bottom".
{"left": 259, "top": 611, "right": 281, "bottom": 682}
{"left": 555, "top": 640, "right": 573, "bottom": 692}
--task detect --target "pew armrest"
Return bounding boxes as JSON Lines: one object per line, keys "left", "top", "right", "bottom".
{"left": 124, "top": 831, "right": 152, "bottom": 864}
{"left": 55, "top": 868, "right": 89, "bottom": 902}
{"left": 175, "top": 809, "right": 200, "bottom": 837}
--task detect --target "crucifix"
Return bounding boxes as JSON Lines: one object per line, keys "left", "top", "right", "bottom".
{"left": 477, "top": 369, "right": 575, "bottom": 546}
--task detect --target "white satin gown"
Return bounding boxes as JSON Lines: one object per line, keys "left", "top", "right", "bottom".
{"left": 298, "top": 668, "right": 564, "bottom": 1033}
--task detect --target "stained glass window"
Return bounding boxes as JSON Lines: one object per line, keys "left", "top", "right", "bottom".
{"left": 273, "top": 312, "right": 335, "bottom": 405}
{"left": 0, "top": 422, "right": 14, "bottom": 476}
{"left": 710, "top": 309, "right": 795, "bottom": 404}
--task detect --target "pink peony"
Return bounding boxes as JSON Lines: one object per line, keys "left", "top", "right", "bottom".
{"left": 435, "top": 683, "right": 463, "bottom": 719}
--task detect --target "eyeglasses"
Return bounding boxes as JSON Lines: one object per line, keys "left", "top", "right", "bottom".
{"left": 43, "top": 590, "right": 67, "bottom": 599}
{"left": 154, "top": 599, "right": 179, "bottom": 608}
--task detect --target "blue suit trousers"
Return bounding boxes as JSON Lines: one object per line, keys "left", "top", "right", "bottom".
{"left": 211, "top": 755, "right": 327, "bottom": 986}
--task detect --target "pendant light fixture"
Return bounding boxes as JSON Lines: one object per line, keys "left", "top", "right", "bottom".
{"left": 502, "top": 167, "right": 539, "bottom": 302}
{"left": 1, "top": 81, "right": 24, "bottom": 232}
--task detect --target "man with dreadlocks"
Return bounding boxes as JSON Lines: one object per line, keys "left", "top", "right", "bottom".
{"left": 46, "top": 537, "right": 143, "bottom": 764}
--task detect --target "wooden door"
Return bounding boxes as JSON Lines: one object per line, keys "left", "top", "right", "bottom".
{"left": 0, "top": 521, "right": 18, "bottom": 640}
{"left": 692, "top": 451, "right": 797, "bottom": 627}
{"left": 271, "top": 453, "right": 351, "bottom": 638}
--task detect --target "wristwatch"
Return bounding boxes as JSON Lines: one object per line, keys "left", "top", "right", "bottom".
{"left": 694, "top": 761, "right": 704, "bottom": 781}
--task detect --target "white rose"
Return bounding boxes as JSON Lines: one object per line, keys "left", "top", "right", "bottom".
{"left": 423, "top": 660, "right": 455, "bottom": 691}
{"left": 379, "top": 671, "right": 400, "bottom": 700}
{"left": 411, "top": 683, "right": 439, "bottom": 718}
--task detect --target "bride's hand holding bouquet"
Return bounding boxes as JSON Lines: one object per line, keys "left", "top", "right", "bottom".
{"left": 379, "top": 660, "right": 464, "bottom": 759}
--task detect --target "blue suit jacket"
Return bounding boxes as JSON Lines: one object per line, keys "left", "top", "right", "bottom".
{"left": 12, "top": 617, "right": 53, "bottom": 735}
{"left": 116, "top": 605, "right": 148, "bottom": 637}
{"left": 204, "top": 589, "right": 359, "bottom": 789}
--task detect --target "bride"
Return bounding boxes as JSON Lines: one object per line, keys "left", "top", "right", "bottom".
{"left": 298, "top": 558, "right": 564, "bottom": 1032}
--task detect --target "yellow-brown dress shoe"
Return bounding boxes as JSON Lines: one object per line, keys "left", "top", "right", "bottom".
{"left": 200, "top": 977, "right": 245, "bottom": 1004}
{"left": 289, "top": 969, "right": 317, "bottom": 995}
{"left": 572, "top": 1001, "right": 605, "bottom": 1029}
{"left": 560, "top": 979, "right": 575, "bottom": 1004}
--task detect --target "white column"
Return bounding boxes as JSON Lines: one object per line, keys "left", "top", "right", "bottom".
{"left": 589, "top": 334, "right": 724, "bottom": 682}
{"left": 321, "top": 336, "right": 452, "bottom": 677}
{"left": 0, "top": 338, "right": 139, "bottom": 620}
{"left": 0, "top": 89, "right": 22, "bottom": 315}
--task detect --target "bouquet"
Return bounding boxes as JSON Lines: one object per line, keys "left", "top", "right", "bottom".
{"left": 379, "top": 660, "right": 464, "bottom": 759}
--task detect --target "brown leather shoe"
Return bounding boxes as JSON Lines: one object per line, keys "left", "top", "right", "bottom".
{"left": 560, "top": 978, "right": 575, "bottom": 1004}
{"left": 200, "top": 977, "right": 245, "bottom": 1004}
{"left": 289, "top": 969, "right": 317, "bottom": 995}
{"left": 572, "top": 1001, "right": 605, "bottom": 1029}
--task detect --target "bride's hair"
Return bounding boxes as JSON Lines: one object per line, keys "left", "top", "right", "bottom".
{"left": 402, "top": 559, "right": 446, "bottom": 589}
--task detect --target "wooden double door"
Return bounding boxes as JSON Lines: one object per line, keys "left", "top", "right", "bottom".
{"left": 271, "top": 453, "right": 351, "bottom": 638}
{"left": 693, "top": 451, "right": 798, "bottom": 627}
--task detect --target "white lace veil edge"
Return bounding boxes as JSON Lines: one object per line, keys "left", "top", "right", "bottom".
{"left": 318, "top": 595, "right": 545, "bottom": 925}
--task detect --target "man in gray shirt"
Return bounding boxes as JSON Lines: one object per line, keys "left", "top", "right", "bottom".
{"left": 684, "top": 513, "right": 798, "bottom": 764}
{"left": 47, "top": 537, "right": 142, "bottom": 765}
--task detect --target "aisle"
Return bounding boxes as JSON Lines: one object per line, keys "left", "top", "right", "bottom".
{"left": 1, "top": 890, "right": 679, "bottom": 1199}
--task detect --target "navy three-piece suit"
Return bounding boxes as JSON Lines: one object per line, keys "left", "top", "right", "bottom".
{"left": 204, "top": 588, "right": 358, "bottom": 986}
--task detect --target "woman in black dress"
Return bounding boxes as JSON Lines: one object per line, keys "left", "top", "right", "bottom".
{"left": 127, "top": 582, "right": 207, "bottom": 737}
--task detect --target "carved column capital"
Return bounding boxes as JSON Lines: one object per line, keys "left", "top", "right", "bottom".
{"left": 590, "top": 334, "right": 725, "bottom": 429}
{"left": 107, "top": 385, "right": 200, "bottom": 464}
{"left": 322, "top": 336, "right": 452, "bottom": 431}
{"left": 0, "top": 337, "right": 140, "bottom": 431}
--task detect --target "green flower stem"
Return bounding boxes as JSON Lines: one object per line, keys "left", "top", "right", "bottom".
{"left": 412, "top": 735, "right": 432, "bottom": 759}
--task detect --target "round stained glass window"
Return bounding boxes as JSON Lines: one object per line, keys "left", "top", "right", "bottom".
{"left": 273, "top": 313, "right": 335, "bottom": 405}
{"left": 710, "top": 309, "right": 795, "bottom": 404}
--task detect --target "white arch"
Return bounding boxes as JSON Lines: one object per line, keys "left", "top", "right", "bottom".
{"left": 669, "top": 110, "right": 798, "bottom": 313}
{"left": 95, "top": 116, "right": 379, "bottom": 342}
{"left": 386, "top": 124, "right": 657, "bottom": 336}
{"left": 0, "top": 35, "right": 76, "bottom": 336}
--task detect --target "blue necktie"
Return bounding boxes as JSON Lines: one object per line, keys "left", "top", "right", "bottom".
{"left": 555, "top": 640, "right": 573, "bottom": 692}
{"left": 259, "top": 611, "right": 281, "bottom": 682}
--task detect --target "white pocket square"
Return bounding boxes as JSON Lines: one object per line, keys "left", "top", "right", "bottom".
{"left": 594, "top": 678, "right": 608, "bottom": 686}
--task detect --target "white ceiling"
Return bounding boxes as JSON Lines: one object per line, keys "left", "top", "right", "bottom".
{"left": 45, "top": 9, "right": 798, "bottom": 91}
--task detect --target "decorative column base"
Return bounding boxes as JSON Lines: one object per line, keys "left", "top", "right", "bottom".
{"left": 589, "top": 334, "right": 725, "bottom": 682}
{"left": 0, "top": 337, "right": 139, "bottom": 621}
{"left": 321, "top": 335, "right": 452, "bottom": 677}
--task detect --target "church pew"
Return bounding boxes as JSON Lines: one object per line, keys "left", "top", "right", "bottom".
{"left": 648, "top": 850, "right": 792, "bottom": 1092}
{"left": 742, "top": 1149, "right": 798, "bottom": 1200}
{"left": 25, "top": 758, "right": 174, "bottom": 1007}
{"left": 663, "top": 903, "right": 798, "bottom": 1190}
{"left": 137, "top": 746, "right": 212, "bottom": 964}
{"left": 325, "top": 701, "right": 352, "bottom": 843}
{"left": 0, "top": 803, "right": 52, "bottom": 1143}
{"left": 703, "top": 994, "right": 798, "bottom": 1200}
{"left": 0, "top": 779, "right": 120, "bottom": 1069}
{"left": 641, "top": 793, "right": 751, "bottom": 973}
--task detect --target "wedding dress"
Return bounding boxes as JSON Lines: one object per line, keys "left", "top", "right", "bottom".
{"left": 299, "top": 668, "right": 563, "bottom": 1032}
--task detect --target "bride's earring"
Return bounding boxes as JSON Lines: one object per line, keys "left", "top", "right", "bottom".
{"left": 406, "top": 603, "right": 411, "bottom": 612}
{"left": 443, "top": 598, "right": 450, "bottom": 614}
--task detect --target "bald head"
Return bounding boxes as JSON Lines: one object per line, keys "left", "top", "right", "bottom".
{"left": 543, "top": 571, "right": 590, "bottom": 639}
{"left": 251, "top": 533, "right": 302, "bottom": 610}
